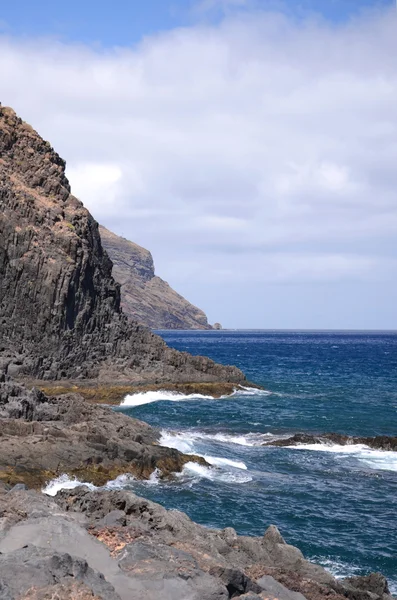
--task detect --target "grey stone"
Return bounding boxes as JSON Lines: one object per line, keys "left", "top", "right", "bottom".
{"left": 257, "top": 575, "right": 308, "bottom": 600}
{"left": 100, "top": 509, "right": 127, "bottom": 527}
{"left": 7, "top": 483, "right": 27, "bottom": 493}
{"left": 0, "top": 545, "right": 121, "bottom": 600}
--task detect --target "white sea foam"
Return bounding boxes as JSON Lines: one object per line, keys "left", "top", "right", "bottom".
{"left": 160, "top": 429, "right": 279, "bottom": 449}
{"left": 182, "top": 461, "right": 253, "bottom": 484}
{"left": 121, "top": 386, "right": 270, "bottom": 407}
{"left": 105, "top": 473, "right": 135, "bottom": 489}
{"left": 311, "top": 555, "right": 397, "bottom": 595}
{"left": 147, "top": 468, "right": 161, "bottom": 485}
{"left": 159, "top": 430, "right": 253, "bottom": 483}
{"left": 203, "top": 456, "right": 248, "bottom": 470}
{"left": 121, "top": 390, "right": 215, "bottom": 407}
{"left": 238, "top": 386, "right": 272, "bottom": 397}
{"left": 43, "top": 473, "right": 138, "bottom": 496}
{"left": 43, "top": 474, "right": 97, "bottom": 496}
{"left": 288, "top": 443, "right": 397, "bottom": 472}
{"left": 159, "top": 431, "right": 196, "bottom": 454}
{"left": 312, "top": 556, "right": 363, "bottom": 580}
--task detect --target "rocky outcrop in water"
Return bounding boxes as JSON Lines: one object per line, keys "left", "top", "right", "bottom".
{"left": 0, "top": 377, "right": 206, "bottom": 488}
{"left": 99, "top": 225, "right": 213, "bottom": 330}
{"left": 0, "top": 104, "right": 244, "bottom": 384}
{"left": 264, "top": 433, "right": 397, "bottom": 451}
{"left": 0, "top": 484, "right": 394, "bottom": 600}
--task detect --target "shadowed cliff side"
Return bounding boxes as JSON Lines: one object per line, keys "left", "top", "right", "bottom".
{"left": 99, "top": 225, "right": 212, "bottom": 330}
{"left": 0, "top": 104, "right": 245, "bottom": 384}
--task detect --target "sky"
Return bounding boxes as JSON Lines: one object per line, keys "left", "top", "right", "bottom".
{"left": 1, "top": 0, "right": 396, "bottom": 329}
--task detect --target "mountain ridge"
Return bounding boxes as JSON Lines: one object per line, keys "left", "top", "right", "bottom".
{"left": 99, "top": 225, "right": 213, "bottom": 330}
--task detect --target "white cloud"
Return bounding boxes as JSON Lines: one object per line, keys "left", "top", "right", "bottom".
{"left": 66, "top": 163, "right": 124, "bottom": 216}
{"left": 0, "top": 6, "right": 396, "bottom": 326}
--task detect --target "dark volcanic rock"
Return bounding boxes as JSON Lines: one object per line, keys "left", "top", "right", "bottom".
{"left": 0, "top": 104, "right": 244, "bottom": 384}
{"left": 99, "top": 225, "right": 213, "bottom": 330}
{"left": 264, "top": 433, "right": 397, "bottom": 452}
{"left": 0, "top": 485, "right": 394, "bottom": 600}
{"left": 0, "top": 379, "right": 206, "bottom": 487}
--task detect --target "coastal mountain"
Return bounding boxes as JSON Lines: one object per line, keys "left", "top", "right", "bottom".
{"left": 0, "top": 104, "right": 243, "bottom": 384}
{"left": 99, "top": 225, "right": 212, "bottom": 330}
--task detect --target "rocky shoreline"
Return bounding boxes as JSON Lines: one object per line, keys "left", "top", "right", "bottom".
{"left": 0, "top": 378, "right": 395, "bottom": 600}
{"left": 0, "top": 377, "right": 209, "bottom": 489}
{"left": 0, "top": 482, "right": 394, "bottom": 600}
{"left": 26, "top": 381, "right": 259, "bottom": 405}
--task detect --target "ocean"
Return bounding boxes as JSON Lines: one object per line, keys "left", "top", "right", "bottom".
{"left": 116, "top": 330, "right": 397, "bottom": 592}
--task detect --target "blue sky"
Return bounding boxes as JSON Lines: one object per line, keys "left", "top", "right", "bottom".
{"left": 1, "top": 1, "right": 396, "bottom": 328}
{"left": 0, "top": 0, "right": 393, "bottom": 45}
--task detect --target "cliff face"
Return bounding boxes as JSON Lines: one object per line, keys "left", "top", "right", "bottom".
{"left": 99, "top": 225, "right": 212, "bottom": 330}
{"left": 0, "top": 105, "right": 244, "bottom": 384}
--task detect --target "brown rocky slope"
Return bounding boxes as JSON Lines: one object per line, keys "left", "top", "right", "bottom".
{"left": 0, "top": 104, "right": 244, "bottom": 385}
{"left": 0, "top": 376, "right": 207, "bottom": 488}
{"left": 99, "top": 225, "right": 213, "bottom": 330}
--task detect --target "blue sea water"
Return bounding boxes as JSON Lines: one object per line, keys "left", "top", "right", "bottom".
{"left": 116, "top": 331, "right": 397, "bottom": 591}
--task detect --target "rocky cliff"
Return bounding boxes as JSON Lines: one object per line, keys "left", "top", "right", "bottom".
{"left": 99, "top": 225, "right": 212, "bottom": 330}
{"left": 0, "top": 104, "right": 244, "bottom": 384}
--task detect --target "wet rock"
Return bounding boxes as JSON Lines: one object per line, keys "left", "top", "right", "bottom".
{"left": 342, "top": 573, "right": 394, "bottom": 600}
{"left": 265, "top": 433, "right": 397, "bottom": 452}
{"left": 0, "top": 379, "right": 207, "bottom": 487}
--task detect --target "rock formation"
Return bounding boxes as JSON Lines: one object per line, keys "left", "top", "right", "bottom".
{"left": 0, "top": 377, "right": 206, "bottom": 488}
{"left": 99, "top": 225, "right": 212, "bottom": 330}
{"left": 264, "top": 432, "right": 397, "bottom": 451}
{"left": 0, "top": 104, "right": 244, "bottom": 384}
{"left": 0, "top": 482, "right": 394, "bottom": 600}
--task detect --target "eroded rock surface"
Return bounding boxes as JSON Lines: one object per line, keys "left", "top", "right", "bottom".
{"left": 0, "top": 378, "right": 205, "bottom": 487}
{"left": 99, "top": 225, "right": 213, "bottom": 330}
{"left": 0, "top": 483, "right": 393, "bottom": 600}
{"left": 0, "top": 104, "right": 244, "bottom": 384}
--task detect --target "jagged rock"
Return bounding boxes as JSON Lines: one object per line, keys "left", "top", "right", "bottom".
{"left": 0, "top": 485, "right": 394, "bottom": 600}
{"left": 0, "top": 104, "right": 244, "bottom": 384}
{"left": 264, "top": 433, "right": 397, "bottom": 452}
{"left": 342, "top": 573, "right": 394, "bottom": 600}
{"left": 0, "top": 545, "right": 120, "bottom": 600}
{"left": 0, "top": 379, "right": 206, "bottom": 487}
{"left": 99, "top": 225, "right": 213, "bottom": 330}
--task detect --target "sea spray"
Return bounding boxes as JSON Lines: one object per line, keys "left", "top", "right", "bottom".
{"left": 120, "top": 386, "right": 270, "bottom": 408}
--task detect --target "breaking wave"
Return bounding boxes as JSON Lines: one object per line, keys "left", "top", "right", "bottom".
{"left": 287, "top": 442, "right": 397, "bottom": 472}
{"left": 159, "top": 429, "right": 282, "bottom": 449}
{"left": 182, "top": 461, "right": 253, "bottom": 484}
{"left": 43, "top": 474, "right": 97, "bottom": 496}
{"left": 43, "top": 473, "right": 136, "bottom": 497}
{"left": 159, "top": 430, "right": 254, "bottom": 484}
{"left": 121, "top": 386, "right": 270, "bottom": 407}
